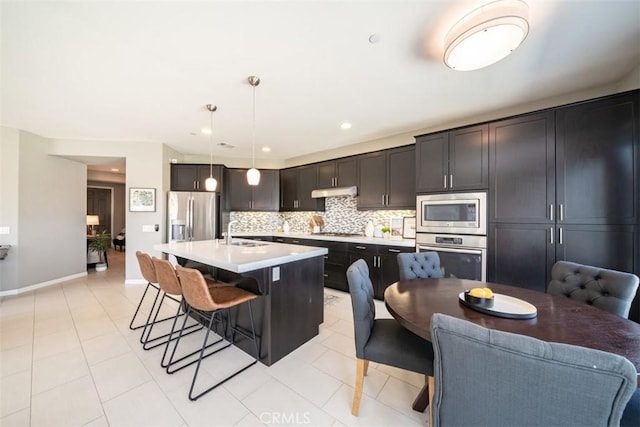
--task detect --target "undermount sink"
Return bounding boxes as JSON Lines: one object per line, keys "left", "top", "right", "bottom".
{"left": 229, "top": 241, "right": 267, "bottom": 247}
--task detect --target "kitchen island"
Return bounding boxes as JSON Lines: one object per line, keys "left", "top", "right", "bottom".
{"left": 154, "top": 239, "right": 328, "bottom": 366}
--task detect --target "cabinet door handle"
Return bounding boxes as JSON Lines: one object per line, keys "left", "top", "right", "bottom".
{"left": 323, "top": 274, "right": 329, "bottom": 277}
{"left": 549, "top": 204, "right": 554, "bottom": 221}
{"left": 373, "top": 256, "right": 377, "bottom": 268}
{"left": 355, "top": 246, "right": 367, "bottom": 250}
{"left": 292, "top": 240, "right": 300, "bottom": 243}
{"left": 559, "top": 204, "right": 564, "bottom": 221}
{"left": 324, "top": 256, "right": 328, "bottom": 259}
{"left": 386, "top": 194, "right": 389, "bottom": 205}
{"left": 449, "top": 174, "right": 453, "bottom": 188}
{"left": 549, "top": 227, "right": 554, "bottom": 244}
{"left": 558, "top": 227, "right": 563, "bottom": 245}
{"left": 443, "top": 175, "right": 447, "bottom": 189}
{"left": 388, "top": 249, "right": 400, "bottom": 253}
{"left": 382, "top": 194, "right": 385, "bottom": 205}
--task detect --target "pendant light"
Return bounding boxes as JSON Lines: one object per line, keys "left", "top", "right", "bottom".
{"left": 205, "top": 104, "right": 218, "bottom": 192}
{"left": 246, "top": 75, "right": 261, "bottom": 186}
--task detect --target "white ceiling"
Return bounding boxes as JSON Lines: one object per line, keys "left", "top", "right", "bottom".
{"left": 2, "top": 1, "right": 639, "bottom": 168}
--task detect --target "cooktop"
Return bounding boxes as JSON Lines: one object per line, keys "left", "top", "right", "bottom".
{"left": 311, "top": 232, "right": 363, "bottom": 237}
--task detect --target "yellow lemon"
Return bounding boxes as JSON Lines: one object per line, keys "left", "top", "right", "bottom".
{"left": 469, "top": 288, "right": 486, "bottom": 298}
{"left": 483, "top": 287, "right": 494, "bottom": 298}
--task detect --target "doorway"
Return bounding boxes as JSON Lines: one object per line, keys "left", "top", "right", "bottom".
{"left": 87, "top": 187, "right": 112, "bottom": 234}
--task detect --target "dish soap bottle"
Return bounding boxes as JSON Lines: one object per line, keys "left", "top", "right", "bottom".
{"left": 283, "top": 221, "right": 290, "bottom": 234}
{"left": 365, "top": 220, "right": 374, "bottom": 238}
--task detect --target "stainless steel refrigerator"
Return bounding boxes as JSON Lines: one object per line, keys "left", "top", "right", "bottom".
{"left": 167, "top": 191, "right": 218, "bottom": 242}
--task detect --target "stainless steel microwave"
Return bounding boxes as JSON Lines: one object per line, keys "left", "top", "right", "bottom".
{"left": 416, "top": 192, "right": 487, "bottom": 235}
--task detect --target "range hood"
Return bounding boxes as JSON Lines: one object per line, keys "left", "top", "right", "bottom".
{"left": 311, "top": 186, "right": 358, "bottom": 198}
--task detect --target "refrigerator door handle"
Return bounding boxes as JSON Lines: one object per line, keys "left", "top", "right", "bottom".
{"left": 188, "top": 198, "right": 194, "bottom": 240}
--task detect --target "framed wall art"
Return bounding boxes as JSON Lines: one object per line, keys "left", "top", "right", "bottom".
{"left": 403, "top": 217, "right": 416, "bottom": 239}
{"left": 390, "top": 216, "right": 404, "bottom": 240}
{"left": 129, "top": 187, "right": 156, "bottom": 212}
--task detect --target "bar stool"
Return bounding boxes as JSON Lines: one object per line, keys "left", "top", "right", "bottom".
{"left": 168, "top": 264, "right": 259, "bottom": 401}
{"left": 140, "top": 257, "right": 204, "bottom": 351}
{"left": 131, "top": 251, "right": 175, "bottom": 336}
{"left": 151, "top": 257, "right": 227, "bottom": 367}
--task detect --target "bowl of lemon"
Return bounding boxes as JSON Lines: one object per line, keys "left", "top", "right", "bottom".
{"left": 464, "top": 287, "right": 494, "bottom": 308}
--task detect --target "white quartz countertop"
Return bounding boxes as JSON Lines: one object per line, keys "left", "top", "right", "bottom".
{"left": 154, "top": 239, "right": 328, "bottom": 273}
{"left": 235, "top": 232, "right": 417, "bottom": 248}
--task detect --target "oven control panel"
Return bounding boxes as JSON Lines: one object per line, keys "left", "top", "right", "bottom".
{"left": 435, "top": 236, "right": 463, "bottom": 245}
{"left": 416, "top": 233, "right": 487, "bottom": 249}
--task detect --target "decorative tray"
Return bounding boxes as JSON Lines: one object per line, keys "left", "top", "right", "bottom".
{"left": 458, "top": 292, "right": 537, "bottom": 319}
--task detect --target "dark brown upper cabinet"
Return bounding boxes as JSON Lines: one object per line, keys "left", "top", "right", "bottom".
{"left": 415, "top": 124, "right": 488, "bottom": 193}
{"left": 489, "top": 111, "right": 555, "bottom": 224}
{"left": 317, "top": 157, "right": 357, "bottom": 188}
{"left": 555, "top": 91, "right": 639, "bottom": 225}
{"left": 171, "top": 163, "right": 223, "bottom": 192}
{"left": 280, "top": 164, "right": 325, "bottom": 211}
{"left": 225, "top": 168, "right": 279, "bottom": 211}
{"left": 357, "top": 145, "right": 415, "bottom": 210}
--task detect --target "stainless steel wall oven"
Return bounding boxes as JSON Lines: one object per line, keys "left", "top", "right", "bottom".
{"left": 416, "top": 191, "right": 487, "bottom": 281}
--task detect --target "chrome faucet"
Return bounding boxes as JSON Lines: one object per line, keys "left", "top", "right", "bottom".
{"left": 226, "top": 220, "right": 238, "bottom": 245}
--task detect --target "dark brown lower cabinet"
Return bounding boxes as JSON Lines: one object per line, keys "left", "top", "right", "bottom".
{"left": 488, "top": 223, "right": 554, "bottom": 293}
{"left": 489, "top": 223, "right": 639, "bottom": 321}
{"left": 270, "top": 237, "right": 349, "bottom": 292}
{"left": 348, "top": 243, "right": 414, "bottom": 299}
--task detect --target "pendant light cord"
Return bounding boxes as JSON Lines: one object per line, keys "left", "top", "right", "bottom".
{"left": 252, "top": 84, "right": 256, "bottom": 169}
{"left": 209, "top": 108, "right": 214, "bottom": 177}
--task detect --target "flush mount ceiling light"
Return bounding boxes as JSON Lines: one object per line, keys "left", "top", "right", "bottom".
{"left": 444, "top": 0, "right": 529, "bottom": 71}
{"left": 204, "top": 104, "right": 218, "bottom": 192}
{"left": 246, "top": 75, "right": 261, "bottom": 186}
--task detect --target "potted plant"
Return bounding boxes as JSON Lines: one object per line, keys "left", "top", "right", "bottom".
{"left": 89, "top": 230, "right": 111, "bottom": 271}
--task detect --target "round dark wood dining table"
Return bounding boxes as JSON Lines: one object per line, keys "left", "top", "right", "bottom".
{"left": 384, "top": 278, "right": 640, "bottom": 386}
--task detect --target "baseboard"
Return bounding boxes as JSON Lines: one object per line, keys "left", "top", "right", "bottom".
{"left": 125, "top": 279, "right": 147, "bottom": 286}
{"left": 0, "top": 272, "right": 88, "bottom": 297}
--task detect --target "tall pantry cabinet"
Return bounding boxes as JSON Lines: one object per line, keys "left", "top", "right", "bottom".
{"left": 488, "top": 90, "right": 639, "bottom": 319}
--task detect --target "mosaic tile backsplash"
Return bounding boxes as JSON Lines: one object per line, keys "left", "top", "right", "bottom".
{"left": 227, "top": 196, "right": 415, "bottom": 235}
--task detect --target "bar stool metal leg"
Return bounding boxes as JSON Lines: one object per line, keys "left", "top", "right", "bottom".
{"left": 188, "top": 300, "right": 259, "bottom": 401}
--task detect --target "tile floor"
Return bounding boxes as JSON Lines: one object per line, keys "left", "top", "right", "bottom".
{"left": 1, "top": 249, "right": 428, "bottom": 427}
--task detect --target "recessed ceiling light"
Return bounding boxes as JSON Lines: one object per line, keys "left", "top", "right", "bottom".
{"left": 111, "top": 168, "right": 119, "bottom": 172}
{"left": 340, "top": 122, "right": 352, "bottom": 129}
{"left": 261, "top": 147, "right": 271, "bottom": 152}
{"left": 201, "top": 128, "right": 212, "bottom": 135}
{"left": 444, "top": 0, "right": 529, "bottom": 71}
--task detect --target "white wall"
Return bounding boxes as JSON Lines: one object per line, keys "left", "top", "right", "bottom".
{"left": 50, "top": 139, "right": 167, "bottom": 282}
{"left": 0, "top": 128, "right": 86, "bottom": 292}
{"left": 0, "top": 127, "right": 20, "bottom": 290}
{"left": 285, "top": 81, "right": 640, "bottom": 167}
{"left": 617, "top": 65, "right": 640, "bottom": 92}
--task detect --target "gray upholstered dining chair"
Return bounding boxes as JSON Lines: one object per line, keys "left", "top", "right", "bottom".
{"left": 397, "top": 251, "right": 443, "bottom": 280}
{"left": 346, "top": 259, "right": 434, "bottom": 416}
{"left": 547, "top": 261, "right": 639, "bottom": 318}
{"left": 430, "top": 313, "right": 637, "bottom": 427}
